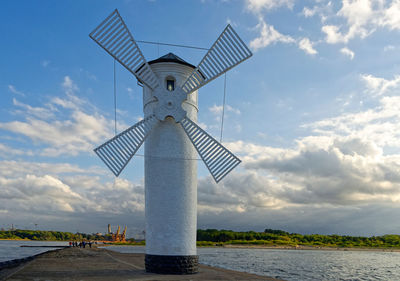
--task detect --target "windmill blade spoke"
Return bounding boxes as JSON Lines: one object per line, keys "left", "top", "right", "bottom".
{"left": 90, "top": 9, "right": 159, "bottom": 90}
{"left": 94, "top": 115, "right": 158, "bottom": 177}
{"left": 180, "top": 117, "right": 241, "bottom": 183}
{"left": 181, "top": 24, "right": 252, "bottom": 95}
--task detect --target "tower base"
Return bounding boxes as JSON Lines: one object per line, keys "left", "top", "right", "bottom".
{"left": 145, "top": 254, "right": 199, "bottom": 274}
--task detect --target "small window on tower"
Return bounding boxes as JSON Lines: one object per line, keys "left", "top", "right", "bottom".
{"left": 166, "top": 79, "right": 175, "bottom": 91}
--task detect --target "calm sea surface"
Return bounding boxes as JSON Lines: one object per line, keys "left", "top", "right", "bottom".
{"left": 1, "top": 241, "right": 400, "bottom": 280}
{"left": 0, "top": 240, "right": 68, "bottom": 262}
{"left": 105, "top": 246, "right": 400, "bottom": 281}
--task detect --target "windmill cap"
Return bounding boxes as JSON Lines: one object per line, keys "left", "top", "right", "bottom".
{"left": 136, "top": 52, "right": 205, "bottom": 84}
{"left": 148, "top": 52, "right": 196, "bottom": 69}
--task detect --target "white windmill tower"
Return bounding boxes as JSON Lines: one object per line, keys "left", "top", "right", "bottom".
{"left": 90, "top": 9, "right": 252, "bottom": 274}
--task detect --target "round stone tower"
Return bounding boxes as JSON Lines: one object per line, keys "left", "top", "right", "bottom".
{"left": 143, "top": 53, "right": 199, "bottom": 274}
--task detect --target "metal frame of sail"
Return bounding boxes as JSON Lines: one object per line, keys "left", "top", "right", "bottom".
{"left": 89, "top": 9, "right": 159, "bottom": 90}
{"left": 182, "top": 24, "right": 252, "bottom": 95}
{"left": 89, "top": 11, "right": 250, "bottom": 183}
{"left": 180, "top": 117, "right": 241, "bottom": 183}
{"left": 94, "top": 115, "right": 158, "bottom": 176}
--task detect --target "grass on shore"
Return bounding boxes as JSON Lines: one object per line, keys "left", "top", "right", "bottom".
{"left": 104, "top": 240, "right": 400, "bottom": 250}
{"left": 197, "top": 240, "right": 400, "bottom": 249}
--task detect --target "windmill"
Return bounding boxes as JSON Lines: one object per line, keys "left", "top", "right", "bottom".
{"left": 90, "top": 9, "right": 252, "bottom": 274}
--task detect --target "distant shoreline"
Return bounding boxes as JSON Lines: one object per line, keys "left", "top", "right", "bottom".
{"left": 219, "top": 244, "right": 400, "bottom": 252}
{"left": 102, "top": 242, "right": 400, "bottom": 252}
{"left": 2, "top": 239, "right": 400, "bottom": 252}
{"left": 0, "top": 238, "right": 30, "bottom": 241}
{"left": 0, "top": 239, "right": 62, "bottom": 242}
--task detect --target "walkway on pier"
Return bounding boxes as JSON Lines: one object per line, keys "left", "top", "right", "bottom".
{"left": 2, "top": 247, "right": 282, "bottom": 280}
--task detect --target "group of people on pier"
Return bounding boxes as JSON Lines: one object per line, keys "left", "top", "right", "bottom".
{"left": 69, "top": 241, "right": 93, "bottom": 248}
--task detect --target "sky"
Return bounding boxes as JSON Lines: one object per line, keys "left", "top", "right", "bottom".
{"left": 1, "top": 0, "right": 400, "bottom": 238}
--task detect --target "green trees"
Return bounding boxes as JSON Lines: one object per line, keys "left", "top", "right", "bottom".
{"left": 196, "top": 229, "right": 400, "bottom": 248}
{"left": 0, "top": 229, "right": 101, "bottom": 241}
{"left": 264, "top": 229, "right": 289, "bottom": 236}
{"left": 3, "top": 228, "right": 400, "bottom": 248}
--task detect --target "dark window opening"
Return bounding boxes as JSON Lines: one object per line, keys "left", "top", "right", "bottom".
{"left": 167, "top": 79, "right": 175, "bottom": 91}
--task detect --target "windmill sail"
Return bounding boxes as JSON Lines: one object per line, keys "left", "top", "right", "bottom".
{"left": 94, "top": 115, "right": 158, "bottom": 176}
{"left": 181, "top": 24, "right": 252, "bottom": 94}
{"left": 180, "top": 117, "right": 241, "bottom": 183}
{"left": 89, "top": 9, "right": 159, "bottom": 90}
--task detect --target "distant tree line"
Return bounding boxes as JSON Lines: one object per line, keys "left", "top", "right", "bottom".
{"left": 3, "top": 228, "right": 400, "bottom": 248}
{"left": 0, "top": 229, "right": 108, "bottom": 241}
{"left": 197, "top": 229, "right": 400, "bottom": 248}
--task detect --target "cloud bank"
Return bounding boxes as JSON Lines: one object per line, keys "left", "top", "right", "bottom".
{"left": 2, "top": 73, "right": 400, "bottom": 236}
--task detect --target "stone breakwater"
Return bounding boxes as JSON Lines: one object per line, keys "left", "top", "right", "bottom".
{"left": 0, "top": 247, "right": 282, "bottom": 280}
{"left": 0, "top": 248, "right": 61, "bottom": 270}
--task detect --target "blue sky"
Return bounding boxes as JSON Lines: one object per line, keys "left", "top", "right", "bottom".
{"left": 1, "top": 0, "right": 400, "bottom": 237}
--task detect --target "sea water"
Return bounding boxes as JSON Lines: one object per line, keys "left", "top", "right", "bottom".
{"left": 104, "top": 246, "right": 400, "bottom": 281}
{"left": 0, "top": 240, "right": 69, "bottom": 262}
{"left": 1, "top": 241, "right": 399, "bottom": 280}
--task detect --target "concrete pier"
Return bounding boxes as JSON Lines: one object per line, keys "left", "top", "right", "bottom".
{"left": 1, "top": 247, "right": 282, "bottom": 280}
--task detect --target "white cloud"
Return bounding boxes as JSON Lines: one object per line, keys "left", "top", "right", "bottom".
{"left": 0, "top": 111, "right": 110, "bottom": 157}
{"left": 3, "top": 98, "right": 400, "bottom": 234}
{"left": 0, "top": 159, "right": 145, "bottom": 229}
{"left": 338, "top": 0, "right": 375, "bottom": 27}
{"left": 208, "top": 104, "right": 241, "bottom": 131}
{"left": 305, "top": 94, "right": 400, "bottom": 148}
{"left": 241, "top": 95, "right": 400, "bottom": 207}
{"left": 322, "top": 0, "right": 375, "bottom": 44}
{"left": 3, "top": 78, "right": 400, "bottom": 234}
{"left": 194, "top": 74, "right": 400, "bottom": 234}
{"left": 246, "top": 0, "right": 294, "bottom": 13}
{"left": 384, "top": 44, "right": 395, "bottom": 51}
{"left": 197, "top": 122, "right": 208, "bottom": 130}
{"left": 340, "top": 47, "right": 355, "bottom": 59}
{"left": 197, "top": 111, "right": 400, "bottom": 233}
{"left": 0, "top": 77, "right": 113, "bottom": 157}
{"left": 302, "top": 6, "right": 317, "bottom": 17}
{"left": 298, "top": 38, "right": 318, "bottom": 55}
{"left": 250, "top": 17, "right": 295, "bottom": 52}
{"left": 321, "top": 25, "right": 342, "bottom": 44}
{"left": 13, "top": 98, "right": 55, "bottom": 120}
{"left": 209, "top": 104, "right": 241, "bottom": 115}
{"left": 0, "top": 144, "right": 33, "bottom": 157}
{"left": 301, "top": 2, "right": 333, "bottom": 22}
{"left": 209, "top": 104, "right": 222, "bottom": 115}
{"left": 8, "top": 85, "right": 25, "bottom": 97}
{"left": 0, "top": 160, "right": 95, "bottom": 178}
{"left": 0, "top": 174, "right": 82, "bottom": 213}
{"left": 381, "top": 0, "right": 400, "bottom": 30}
{"left": 62, "top": 76, "right": 79, "bottom": 95}
{"left": 198, "top": 171, "right": 290, "bottom": 213}
{"left": 361, "top": 74, "right": 400, "bottom": 95}
{"left": 248, "top": 9, "right": 320, "bottom": 55}
{"left": 321, "top": 0, "right": 400, "bottom": 44}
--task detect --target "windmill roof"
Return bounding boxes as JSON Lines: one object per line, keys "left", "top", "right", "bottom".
{"left": 148, "top": 53, "right": 196, "bottom": 69}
